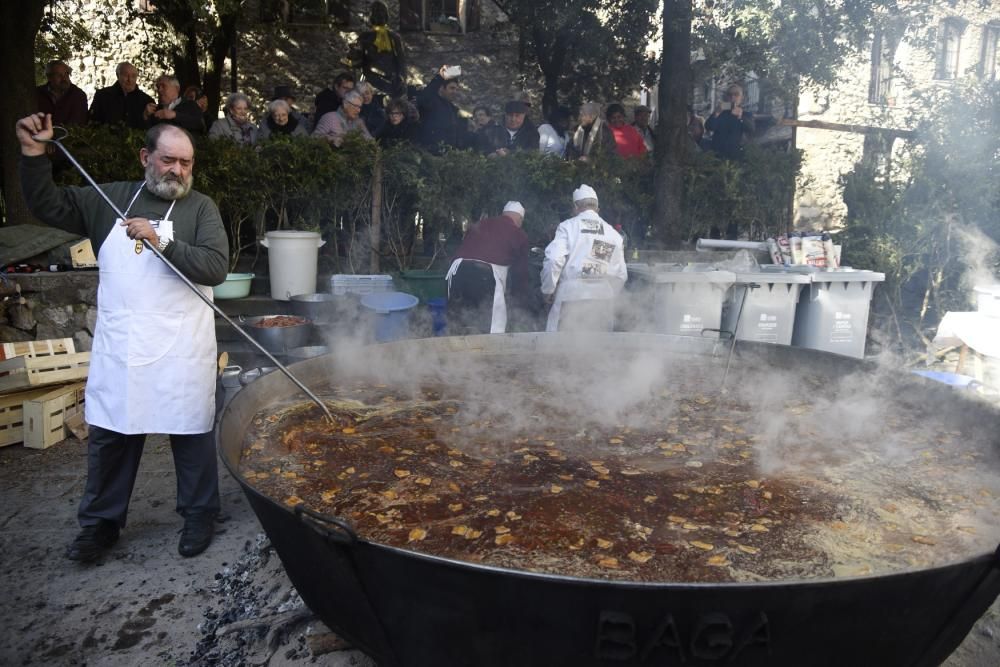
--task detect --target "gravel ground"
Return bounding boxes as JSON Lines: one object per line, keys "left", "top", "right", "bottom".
{"left": 0, "top": 424, "right": 998, "bottom": 666}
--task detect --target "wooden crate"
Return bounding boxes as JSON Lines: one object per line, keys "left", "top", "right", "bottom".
{"left": 0, "top": 351, "right": 90, "bottom": 395}
{"left": 0, "top": 338, "right": 76, "bottom": 361}
{"left": 23, "top": 382, "right": 86, "bottom": 450}
{"left": 0, "top": 388, "right": 53, "bottom": 447}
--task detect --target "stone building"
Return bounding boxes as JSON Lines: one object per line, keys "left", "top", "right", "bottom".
{"left": 793, "top": 0, "right": 999, "bottom": 230}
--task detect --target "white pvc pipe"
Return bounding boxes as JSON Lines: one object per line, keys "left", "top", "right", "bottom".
{"left": 696, "top": 239, "right": 770, "bottom": 252}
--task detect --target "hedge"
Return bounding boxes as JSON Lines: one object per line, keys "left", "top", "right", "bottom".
{"left": 52, "top": 125, "right": 800, "bottom": 272}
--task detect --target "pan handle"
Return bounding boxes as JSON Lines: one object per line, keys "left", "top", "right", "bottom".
{"left": 294, "top": 505, "right": 358, "bottom": 545}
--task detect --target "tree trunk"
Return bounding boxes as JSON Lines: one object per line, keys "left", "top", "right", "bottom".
{"left": 0, "top": 0, "right": 46, "bottom": 226}
{"left": 204, "top": 12, "right": 240, "bottom": 122}
{"left": 651, "top": 0, "right": 693, "bottom": 245}
{"left": 541, "top": 72, "right": 560, "bottom": 120}
{"left": 370, "top": 151, "right": 383, "bottom": 273}
{"left": 172, "top": 24, "right": 202, "bottom": 89}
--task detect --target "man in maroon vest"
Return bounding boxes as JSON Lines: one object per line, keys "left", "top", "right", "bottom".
{"left": 445, "top": 202, "right": 530, "bottom": 335}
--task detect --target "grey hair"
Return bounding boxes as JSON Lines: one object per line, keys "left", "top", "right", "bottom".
{"left": 45, "top": 60, "right": 70, "bottom": 76}
{"left": 268, "top": 99, "right": 290, "bottom": 114}
{"left": 115, "top": 62, "right": 135, "bottom": 77}
{"left": 225, "top": 92, "right": 251, "bottom": 111}
{"left": 579, "top": 102, "right": 601, "bottom": 118}
{"left": 144, "top": 123, "right": 194, "bottom": 154}
{"left": 575, "top": 198, "right": 600, "bottom": 212}
{"left": 156, "top": 74, "right": 180, "bottom": 90}
{"left": 355, "top": 81, "right": 373, "bottom": 96}
{"left": 342, "top": 90, "right": 364, "bottom": 106}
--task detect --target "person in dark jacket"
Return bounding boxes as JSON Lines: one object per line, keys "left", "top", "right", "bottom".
{"left": 705, "top": 83, "right": 755, "bottom": 159}
{"left": 270, "top": 85, "right": 312, "bottom": 133}
{"left": 375, "top": 98, "right": 417, "bottom": 146}
{"left": 415, "top": 65, "right": 468, "bottom": 154}
{"left": 89, "top": 62, "right": 155, "bottom": 129}
{"left": 144, "top": 75, "right": 206, "bottom": 134}
{"left": 352, "top": 1, "right": 406, "bottom": 97}
{"left": 633, "top": 105, "right": 656, "bottom": 153}
{"left": 259, "top": 99, "right": 310, "bottom": 140}
{"left": 356, "top": 81, "right": 387, "bottom": 136}
{"left": 314, "top": 72, "right": 356, "bottom": 122}
{"left": 478, "top": 100, "right": 540, "bottom": 156}
{"left": 36, "top": 60, "right": 88, "bottom": 127}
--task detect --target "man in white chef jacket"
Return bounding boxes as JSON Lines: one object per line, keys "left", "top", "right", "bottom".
{"left": 16, "top": 113, "right": 229, "bottom": 562}
{"left": 540, "top": 185, "right": 628, "bottom": 332}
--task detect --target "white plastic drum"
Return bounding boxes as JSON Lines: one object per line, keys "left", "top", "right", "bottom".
{"left": 261, "top": 231, "right": 325, "bottom": 301}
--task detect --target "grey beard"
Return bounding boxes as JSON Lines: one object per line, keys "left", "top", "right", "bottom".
{"left": 145, "top": 165, "right": 192, "bottom": 200}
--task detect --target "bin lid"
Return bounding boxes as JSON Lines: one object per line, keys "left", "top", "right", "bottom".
{"left": 651, "top": 269, "right": 736, "bottom": 284}
{"left": 808, "top": 269, "right": 886, "bottom": 283}
{"left": 361, "top": 291, "right": 419, "bottom": 314}
{"left": 760, "top": 265, "right": 885, "bottom": 283}
{"left": 973, "top": 284, "right": 1000, "bottom": 298}
{"left": 733, "top": 271, "right": 810, "bottom": 285}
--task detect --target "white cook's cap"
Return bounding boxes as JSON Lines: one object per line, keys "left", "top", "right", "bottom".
{"left": 573, "top": 184, "right": 598, "bottom": 203}
{"left": 503, "top": 201, "right": 525, "bottom": 217}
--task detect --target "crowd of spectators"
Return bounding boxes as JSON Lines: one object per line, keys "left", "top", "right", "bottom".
{"left": 36, "top": 53, "right": 755, "bottom": 161}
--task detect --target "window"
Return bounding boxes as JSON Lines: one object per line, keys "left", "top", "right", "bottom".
{"left": 400, "top": 0, "right": 480, "bottom": 33}
{"left": 868, "top": 27, "right": 898, "bottom": 104}
{"left": 981, "top": 23, "right": 999, "bottom": 81}
{"left": 744, "top": 73, "right": 760, "bottom": 112}
{"left": 935, "top": 18, "right": 966, "bottom": 80}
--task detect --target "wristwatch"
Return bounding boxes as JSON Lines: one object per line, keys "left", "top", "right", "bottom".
{"left": 157, "top": 236, "right": 171, "bottom": 252}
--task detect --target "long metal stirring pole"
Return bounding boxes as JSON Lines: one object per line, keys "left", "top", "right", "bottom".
{"left": 37, "top": 130, "right": 334, "bottom": 422}
{"left": 719, "top": 281, "right": 759, "bottom": 394}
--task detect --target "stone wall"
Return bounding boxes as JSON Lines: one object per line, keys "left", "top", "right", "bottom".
{"left": 794, "top": 0, "right": 999, "bottom": 231}
{"left": 1, "top": 273, "right": 99, "bottom": 351}
{"left": 37, "top": 0, "right": 177, "bottom": 103}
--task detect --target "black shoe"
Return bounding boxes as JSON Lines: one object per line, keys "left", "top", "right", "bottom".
{"left": 66, "top": 520, "right": 120, "bottom": 562}
{"left": 178, "top": 513, "right": 216, "bottom": 557}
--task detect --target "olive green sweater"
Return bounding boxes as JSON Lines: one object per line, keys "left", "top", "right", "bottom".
{"left": 19, "top": 154, "right": 229, "bottom": 286}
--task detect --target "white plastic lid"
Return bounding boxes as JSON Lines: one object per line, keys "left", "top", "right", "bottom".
{"left": 264, "top": 230, "right": 321, "bottom": 239}
{"left": 973, "top": 284, "right": 1000, "bottom": 298}
{"left": 652, "top": 270, "right": 737, "bottom": 284}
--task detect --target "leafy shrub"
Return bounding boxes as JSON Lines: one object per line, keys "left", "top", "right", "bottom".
{"left": 53, "top": 126, "right": 801, "bottom": 272}
{"left": 839, "top": 78, "right": 1000, "bottom": 353}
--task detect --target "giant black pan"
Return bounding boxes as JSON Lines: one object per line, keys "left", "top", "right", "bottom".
{"left": 217, "top": 333, "right": 1000, "bottom": 667}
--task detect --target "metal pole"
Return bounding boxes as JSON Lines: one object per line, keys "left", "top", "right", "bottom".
{"left": 718, "top": 281, "right": 759, "bottom": 394}
{"left": 37, "top": 129, "right": 333, "bottom": 422}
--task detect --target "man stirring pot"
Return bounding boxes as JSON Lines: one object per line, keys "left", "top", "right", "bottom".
{"left": 15, "top": 112, "right": 229, "bottom": 562}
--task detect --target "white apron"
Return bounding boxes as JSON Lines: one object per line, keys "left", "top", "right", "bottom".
{"left": 86, "top": 186, "right": 217, "bottom": 435}
{"left": 446, "top": 258, "right": 510, "bottom": 334}
{"left": 545, "top": 277, "right": 615, "bottom": 332}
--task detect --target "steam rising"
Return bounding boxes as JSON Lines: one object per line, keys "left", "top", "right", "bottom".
{"left": 316, "top": 330, "right": 999, "bottom": 482}
{"left": 955, "top": 224, "right": 1000, "bottom": 298}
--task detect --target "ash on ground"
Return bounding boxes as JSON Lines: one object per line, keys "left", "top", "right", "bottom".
{"left": 191, "top": 533, "right": 376, "bottom": 666}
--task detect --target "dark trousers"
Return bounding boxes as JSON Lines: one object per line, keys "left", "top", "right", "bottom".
{"left": 448, "top": 260, "right": 496, "bottom": 335}
{"left": 78, "top": 425, "right": 221, "bottom": 528}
